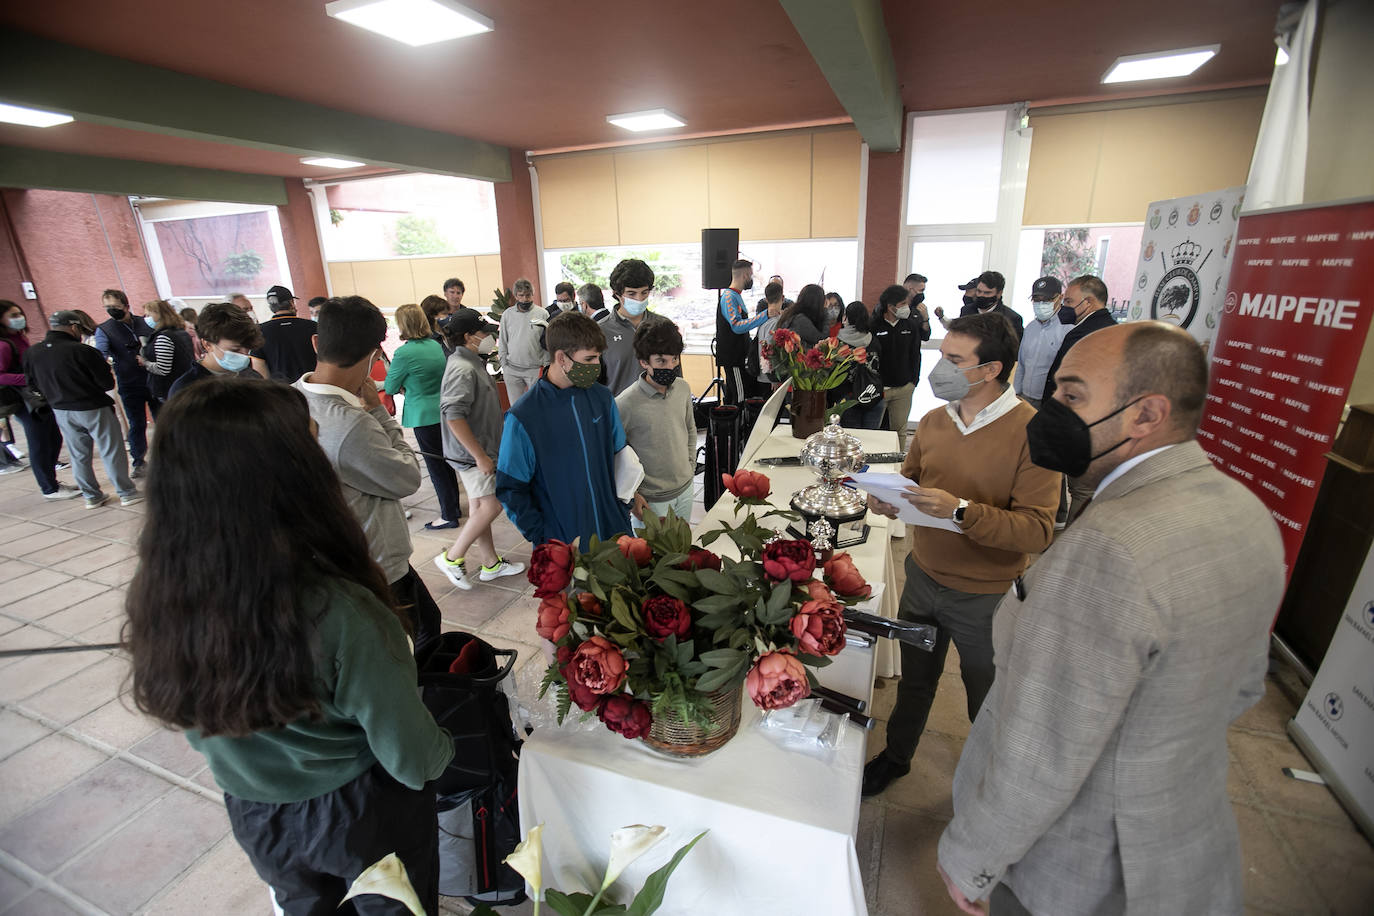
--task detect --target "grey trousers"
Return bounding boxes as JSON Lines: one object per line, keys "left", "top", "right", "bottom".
{"left": 502, "top": 370, "right": 541, "bottom": 405}
{"left": 880, "top": 555, "right": 1002, "bottom": 765}
{"left": 53, "top": 407, "right": 136, "bottom": 500}
{"left": 991, "top": 883, "right": 1033, "bottom": 915}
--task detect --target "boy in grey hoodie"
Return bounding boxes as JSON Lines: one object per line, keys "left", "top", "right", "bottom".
{"left": 498, "top": 277, "right": 548, "bottom": 404}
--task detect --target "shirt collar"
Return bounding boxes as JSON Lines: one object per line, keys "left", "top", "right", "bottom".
{"left": 1093, "top": 444, "right": 1177, "bottom": 498}
{"left": 297, "top": 373, "right": 363, "bottom": 408}
{"left": 945, "top": 382, "right": 1020, "bottom": 435}
{"left": 634, "top": 374, "right": 667, "bottom": 398}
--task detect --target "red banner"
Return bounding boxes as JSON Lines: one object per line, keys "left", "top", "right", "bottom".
{"left": 1199, "top": 199, "right": 1374, "bottom": 576}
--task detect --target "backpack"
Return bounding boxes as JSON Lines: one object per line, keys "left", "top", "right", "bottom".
{"left": 846, "top": 348, "right": 883, "bottom": 405}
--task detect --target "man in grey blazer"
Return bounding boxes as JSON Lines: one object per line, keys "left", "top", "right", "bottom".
{"left": 937, "top": 322, "right": 1285, "bottom": 916}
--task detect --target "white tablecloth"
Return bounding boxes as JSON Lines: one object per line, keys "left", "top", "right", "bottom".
{"left": 517, "top": 420, "right": 899, "bottom": 915}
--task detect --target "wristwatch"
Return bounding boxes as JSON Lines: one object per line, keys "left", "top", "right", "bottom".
{"left": 953, "top": 498, "right": 970, "bottom": 526}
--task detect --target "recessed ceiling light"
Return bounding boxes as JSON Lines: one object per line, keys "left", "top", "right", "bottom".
{"left": 301, "top": 156, "right": 367, "bottom": 168}
{"left": 325, "top": 0, "right": 492, "bottom": 47}
{"left": 606, "top": 109, "right": 687, "bottom": 132}
{"left": 0, "top": 103, "right": 74, "bottom": 128}
{"left": 1101, "top": 45, "right": 1219, "bottom": 84}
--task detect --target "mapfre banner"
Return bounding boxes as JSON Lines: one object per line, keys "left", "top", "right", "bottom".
{"left": 1198, "top": 199, "right": 1374, "bottom": 574}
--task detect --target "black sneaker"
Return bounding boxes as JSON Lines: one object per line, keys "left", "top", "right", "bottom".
{"left": 861, "top": 754, "right": 910, "bottom": 797}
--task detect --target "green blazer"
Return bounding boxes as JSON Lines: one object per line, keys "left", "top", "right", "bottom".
{"left": 383, "top": 337, "right": 446, "bottom": 428}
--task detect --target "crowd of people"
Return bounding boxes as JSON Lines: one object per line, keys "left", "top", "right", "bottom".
{"left": 0, "top": 256, "right": 1286, "bottom": 915}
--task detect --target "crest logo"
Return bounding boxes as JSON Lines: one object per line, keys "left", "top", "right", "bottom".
{"left": 1223, "top": 235, "right": 1233, "bottom": 258}
{"left": 1151, "top": 239, "right": 1208, "bottom": 328}
{"left": 1150, "top": 208, "right": 1162, "bottom": 230}
{"left": 1325, "top": 692, "right": 1343, "bottom": 720}
{"left": 1143, "top": 241, "right": 1156, "bottom": 261}
{"left": 1187, "top": 203, "right": 1201, "bottom": 226}
{"left": 1131, "top": 303, "right": 1143, "bottom": 320}
{"left": 1137, "top": 273, "right": 1149, "bottom": 290}
{"left": 1168, "top": 207, "right": 1180, "bottom": 228}
{"left": 1364, "top": 600, "right": 1374, "bottom": 627}
{"left": 1224, "top": 291, "right": 1238, "bottom": 313}
{"left": 1209, "top": 200, "right": 1224, "bottom": 222}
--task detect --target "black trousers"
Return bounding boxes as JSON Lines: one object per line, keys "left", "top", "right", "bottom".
{"left": 226, "top": 765, "right": 439, "bottom": 916}
{"left": 390, "top": 565, "right": 443, "bottom": 649}
{"left": 10, "top": 403, "right": 64, "bottom": 494}
{"left": 118, "top": 384, "right": 157, "bottom": 466}
{"left": 412, "top": 423, "right": 462, "bottom": 523}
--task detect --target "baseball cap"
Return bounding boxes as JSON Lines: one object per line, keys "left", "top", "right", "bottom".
{"left": 957, "top": 277, "right": 981, "bottom": 291}
{"left": 265, "top": 285, "right": 296, "bottom": 305}
{"left": 1031, "top": 277, "right": 1063, "bottom": 300}
{"left": 49, "top": 309, "right": 97, "bottom": 335}
{"left": 447, "top": 307, "right": 498, "bottom": 339}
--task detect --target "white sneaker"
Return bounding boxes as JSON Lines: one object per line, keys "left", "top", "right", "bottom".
{"left": 433, "top": 552, "right": 472, "bottom": 590}
{"left": 44, "top": 486, "right": 80, "bottom": 501}
{"left": 478, "top": 557, "right": 526, "bottom": 582}
{"left": 84, "top": 494, "right": 108, "bottom": 510}
{"left": 0, "top": 463, "right": 26, "bottom": 476}
{"left": 120, "top": 493, "right": 143, "bottom": 507}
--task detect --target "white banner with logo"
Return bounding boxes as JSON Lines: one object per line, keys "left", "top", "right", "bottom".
{"left": 1290, "top": 543, "right": 1374, "bottom": 837}
{"left": 1129, "top": 186, "right": 1247, "bottom": 353}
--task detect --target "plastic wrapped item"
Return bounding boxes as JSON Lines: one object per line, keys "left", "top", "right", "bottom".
{"left": 758, "top": 698, "right": 850, "bottom": 754}
{"left": 508, "top": 651, "right": 604, "bottom": 735}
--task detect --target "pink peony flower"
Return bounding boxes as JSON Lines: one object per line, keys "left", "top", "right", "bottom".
{"left": 746, "top": 651, "right": 811, "bottom": 710}
{"left": 534, "top": 594, "right": 571, "bottom": 643}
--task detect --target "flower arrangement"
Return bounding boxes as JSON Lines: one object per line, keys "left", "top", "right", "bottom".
{"left": 761, "top": 327, "right": 868, "bottom": 391}
{"left": 532, "top": 471, "right": 873, "bottom": 739}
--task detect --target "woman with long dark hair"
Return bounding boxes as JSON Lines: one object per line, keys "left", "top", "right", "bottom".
{"left": 834, "top": 301, "right": 886, "bottom": 430}
{"left": 124, "top": 377, "right": 453, "bottom": 915}
{"left": 0, "top": 300, "right": 74, "bottom": 497}
{"left": 139, "top": 299, "right": 195, "bottom": 405}
{"left": 777, "top": 283, "right": 828, "bottom": 348}
{"left": 872, "top": 283, "right": 927, "bottom": 451}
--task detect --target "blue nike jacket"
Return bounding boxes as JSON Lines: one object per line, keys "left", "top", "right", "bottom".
{"left": 496, "top": 376, "right": 632, "bottom": 546}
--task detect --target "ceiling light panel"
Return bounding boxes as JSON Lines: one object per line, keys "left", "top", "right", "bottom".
{"left": 301, "top": 156, "right": 367, "bottom": 168}
{"left": 1101, "top": 45, "right": 1219, "bottom": 84}
{"left": 0, "top": 103, "right": 74, "bottom": 128}
{"left": 606, "top": 109, "right": 687, "bottom": 132}
{"left": 325, "top": 0, "right": 493, "bottom": 47}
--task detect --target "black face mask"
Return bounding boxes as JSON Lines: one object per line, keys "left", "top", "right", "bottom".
{"left": 976, "top": 296, "right": 998, "bottom": 310}
{"left": 962, "top": 293, "right": 977, "bottom": 308}
{"left": 1058, "top": 306, "right": 1078, "bottom": 325}
{"left": 105, "top": 307, "right": 126, "bottom": 320}
{"left": 911, "top": 292, "right": 925, "bottom": 306}
{"left": 1026, "top": 396, "right": 1142, "bottom": 478}
{"left": 649, "top": 367, "right": 677, "bottom": 388}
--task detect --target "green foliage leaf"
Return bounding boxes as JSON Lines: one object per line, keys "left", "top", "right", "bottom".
{"left": 467, "top": 905, "right": 500, "bottom": 916}
{"left": 693, "top": 594, "right": 742, "bottom": 615}
{"left": 693, "top": 568, "right": 734, "bottom": 595}
{"left": 693, "top": 666, "right": 740, "bottom": 693}
{"left": 698, "top": 528, "right": 725, "bottom": 547}
{"left": 555, "top": 682, "right": 572, "bottom": 725}
{"left": 610, "top": 591, "right": 639, "bottom": 632}
{"left": 624, "top": 831, "right": 708, "bottom": 916}
{"left": 545, "top": 890, "right": 627, "bottom": 916}
{"left": 537, "top": 662, "right": 559, "bottom": 699}
{"left": 655, "top": 568, "right": 701, "bottom": 588}
{"left": 699, "top": 647, "right": 745, "bottom": 669}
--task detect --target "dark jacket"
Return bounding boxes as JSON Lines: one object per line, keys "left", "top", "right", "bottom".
{"left": 958, "top": 300, "right": 1025, "bottom": 342}
{"left": 778, "top": 312, "right": 824, "bottom": 350}
{"left": 871, "top": 315, "right": 924, "bottom": 388}
{"left": 22, "top": 331, "right": 116, "bottom": 411}
{"left": 254, "top": 314, "right": 319, "bottom": 382}
{"left": 93, "top": 317, "right": 151, "bottom": 390}
{"left": 143, "top": 328, "right": 196, "bottom": 402}
{"left": 1042, "top": 308, "right": 1118, "bottom": 402}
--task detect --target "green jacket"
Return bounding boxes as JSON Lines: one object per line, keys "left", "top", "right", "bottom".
{"left": 384, "top": 337, "right": 447, "bottom": 428}
{"left": 187, "top": 579, "right": 453, "bottom": 803}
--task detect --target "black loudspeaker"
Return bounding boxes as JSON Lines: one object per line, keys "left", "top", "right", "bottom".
{"left": 701, "top": 228, "right": 739, "bottom": 289}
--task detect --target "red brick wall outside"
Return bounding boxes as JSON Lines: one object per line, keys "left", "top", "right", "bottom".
{"left": 278, "top": 178, "right": 328, "bottom": 312}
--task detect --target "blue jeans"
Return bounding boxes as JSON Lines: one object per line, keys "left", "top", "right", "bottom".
{"left": 118, "top": 385, "right": 157, "bottom": 466}
{"left": 841, "top": 397, "right": 886, "bottom": 430}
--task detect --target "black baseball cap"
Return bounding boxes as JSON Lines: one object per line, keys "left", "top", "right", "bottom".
{"left": 957, "top": 277, "right": 981, "bottom": 291}
{"left": 49, "top": 309, "right": 98, "bottom": 334}
{"left": 265, "top": 285, "right": 296, "bottom": 306}
{"left": 1031, "top": 277, "right": 1063, "bottom": 300}
{"left": 448, "top": 307, "right": 497, "bottom": 339}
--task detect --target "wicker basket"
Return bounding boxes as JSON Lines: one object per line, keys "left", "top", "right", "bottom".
{"left": 640, "top": 684, "right": 744, "bottom": 757}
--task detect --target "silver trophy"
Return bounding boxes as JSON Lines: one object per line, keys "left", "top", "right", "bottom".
{"left": 789, "top": 416, "right": 869, "bottom": 544}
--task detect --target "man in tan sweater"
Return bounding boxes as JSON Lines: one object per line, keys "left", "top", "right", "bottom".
{"left": 864, "top": 311, "right": 1060, "bottom": 797}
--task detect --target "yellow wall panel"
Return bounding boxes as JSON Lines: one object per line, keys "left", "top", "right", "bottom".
{"left": 614, "top": 146, "right": 710, "bottom": 245}
{"left": 348, "top": 259, "right": 417, "bottom": 311}
{"left": 474, "top": 254, "right": 505, "bottom": 310}
{"left": 1023, "top": 112, "right": 1104, "bottom": 225}
{"left": 708, "top": 135, "right": 812, "bottom": 240}
{"left": 1089, "top": 97, "right": 1264, "bottom": 223}
{"left": 810, "top": 130, "right": 862, "bottom": 238}
{"left": 680, "top": 353, "right": 715, "bottom": 399}
{"left": 537, "top": 155, "right": 620, "bottom": 249}
{"left": 409, "top": 256, "right": 478, "bottom": 302}
{"left": 327, "top": 261, "right": 355, "bottom": 297}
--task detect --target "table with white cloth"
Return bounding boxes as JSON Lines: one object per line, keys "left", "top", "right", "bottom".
{"left": 517, "top": 422, "right": 903, "bottom": 916}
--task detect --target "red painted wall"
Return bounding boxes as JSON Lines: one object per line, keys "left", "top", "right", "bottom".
{"left": 278, "top": 178, "right": 328, "bottom": 311}
{"left": 861, "top": 148, "right": 905, "bottom": 307}
{"left": 493, "top": 149, "right": 539, "bottom": 292}
{"left": 1, "top": 189, "right": 159, "bottom": 321}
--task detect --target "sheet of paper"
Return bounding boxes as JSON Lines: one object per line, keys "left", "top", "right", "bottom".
{"left": 848, "top": 472, "right": 963, "bottom": 534}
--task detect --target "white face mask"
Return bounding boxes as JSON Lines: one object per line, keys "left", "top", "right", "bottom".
{"left": 893, "top": 306, "right": 911, "bottom": 320}
{"left": 621, "top": 295, "right": 649, "bottom": 317}
{"left": 1033, "top": 299, "right": 1057, "bottom": 321}
{"left": 476, "top": 335, "right": 496, "bottom": 355}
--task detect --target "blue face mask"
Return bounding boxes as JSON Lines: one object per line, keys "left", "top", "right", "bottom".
{"left": 6, "top": 316, "right": 25, "bottom": 331}
{"left": 621, "top": 295, "right": 649, "bottom": 317}
{"left": 144, "top": 315, "right": 157, "bottom": 329}
{"left": 216, "top": 347, "right": 252, "bottom": 372}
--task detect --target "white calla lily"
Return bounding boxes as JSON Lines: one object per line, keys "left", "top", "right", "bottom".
{"left": 504, "top": 823, "right": 544, "bottom": 904}
{"left": 341, "top": 853, "right": 426, "bottom": 916}
{"left": 602, "top": 824, "right": 667, "bottom": 889}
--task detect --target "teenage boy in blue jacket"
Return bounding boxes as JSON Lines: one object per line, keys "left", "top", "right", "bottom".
{"left": 496, "top": 312, "right": 632, "bottom": 546}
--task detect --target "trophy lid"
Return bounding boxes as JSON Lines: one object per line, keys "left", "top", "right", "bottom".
{"left": 800, "top": 415, "right": 865, "bottom": 467}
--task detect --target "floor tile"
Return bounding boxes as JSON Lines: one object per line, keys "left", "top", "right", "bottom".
{"left": 14, "top": 533, "right": 97, "bottom": 569}
{"left": 57, "top": 789, "right": 229, "bottom": 915}
{"left": 0, "top": 865, "right": 33, "bottom": 907}
{"left": 68, "top": 696, "right": 160, "bottom": 751}
{"left": 0, "top": 521, "right": 53, "bottom": 544}
{"left": 870, "top": 731, "right": 961, "bottom": 820}
{"left": 37, "top": 589, "right": 126, "bottom": 638}
{"left": 5, "top": 891, "right": 83, "bottom": 916}
{"left": 1233, "top": 803, "right": 1319, "bottom": 914}
{"left": 0, "top": 643, "right": 110, "bottom": 705}
{"left": 476, "top": 593, "right": 541, "bottom": 647}
{"left": 1233, "top": 678, "right": 1300, "bottom": 738}
{"left": 0, "top": 758, "right": 171, "bottom": 873}
{"left": 1269, "top": 807, "right": 1374, "bottom": 915}
{"left": 0, "top": 559, "right": 43, "bottom": 585}
{"left": 0, "top": 570, "right": 75, "bottom": 608}
{"left": 1228, "top": 731, "right": 1356, "bottom": 829}
{"left": 0, "top": 732, "right": 108, "bottom": 824}
{"left": 1, "top": 580, "right": 112, "bottom": 625}
{"left": 85, "top": 557, "right": 140, "bottom": 588}
{"left": 142, "top": 836, "right": 266, "bottom": 915}
{"left": 7, "top": 528, "right": 81, "bottom": 559}
{"left": 0, "top": 709, "right": 51, "bottom": 761}
{"left": 437, "top": 582, "right": 523, "bottom": 632}
{"left": 22, "top": 655, "right": 129, "bottom": 725}
{"left": 0, "top": 625, "right": 64, "bottom": 671}
{"left": 871, "top": 806, "right": 964, "bottom": 916}
{"left": 48, "top": 541, "right": 130, "bottom": 577}
{"left": 128, "top": 727, "right": 206, "bottom": 778}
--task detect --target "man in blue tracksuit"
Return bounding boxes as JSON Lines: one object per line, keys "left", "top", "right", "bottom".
{"left": 496, "top": 311, "right": 632, "bottom": 546}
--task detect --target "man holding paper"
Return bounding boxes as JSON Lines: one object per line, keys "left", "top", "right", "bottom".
{"left": 862, "top": 311, "right": 1060, "bottom": 798}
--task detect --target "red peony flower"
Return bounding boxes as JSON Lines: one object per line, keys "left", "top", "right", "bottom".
{"left": 790, "top": 596, "right": 847, "bottom": 656}
{"left": 529, "top": 540, "right": 575, "bottom": 597}
{"left": 804, "top": 579, "right": 834, "bottom": 602}
{"left": 746, "top": 651, "right": 811, "bottom": 710}
{"left": 535, "top": 594, "right": 571, "bottom": 643}
{"left": 597, "top": 694, "right": 653, "bottom": 739}
{"left": 762, "top": 538, "right": 816, "bottom": 583}
{"left": 616, "top": 535, "right": 652, "bottom": 566}
{"left": 679, "top": 547, "right": 722, "bottom": 572}
{"left": 562, "top": 636, "right": 627, "bottom": 708}
{"left": 823, "top": 551, "right": 871, "bottom": 598}
{"left": 642, "top": 594, "right": 692, "bottom": 641}
{"left": 722, "top": 469, "right": 771, "bottom": 500}
{"left": 575, "top": 592, "right": 604, "bottom": 617}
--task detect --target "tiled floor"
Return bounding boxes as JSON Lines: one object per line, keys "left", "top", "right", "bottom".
{"left": 0, "top": 444, "right": 1371, "bottom": 915}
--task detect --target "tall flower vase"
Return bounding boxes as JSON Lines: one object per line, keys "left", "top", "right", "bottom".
{"left": 790, "top": 389, "right": 828, "bottom": 439}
